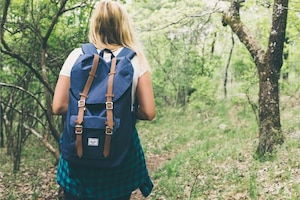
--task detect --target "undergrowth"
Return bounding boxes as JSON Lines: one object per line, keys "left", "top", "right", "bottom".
{"left": 138, "top": 95, "right": 300, "bottom": 199}
{"left": 1, "top": 92, "right": 300, "bottom": 199}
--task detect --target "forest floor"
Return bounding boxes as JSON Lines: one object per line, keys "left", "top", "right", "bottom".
{"left": 2, "top": 95, "right": 300, "bottom": 199}
{"left": 130, "top": 153, "right": 171, "bottom": 200}
{"left": 0, "top": 152, "right": 169, "bottom": 200}
{"left": 2, "top": 131, "right": 300, "bottom": 200}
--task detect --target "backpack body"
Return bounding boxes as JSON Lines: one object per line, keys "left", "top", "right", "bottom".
{"left": 61, "top": 43, "right": 137, "bottom": 168}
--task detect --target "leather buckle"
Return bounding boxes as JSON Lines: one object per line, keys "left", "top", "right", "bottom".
{"left": 78, "top": 100, "right": 85, "bottom": 108}
{"left": 106, "top": 102, "right": 113, "bottom": 110}
{"left": 105, "top": 126, "right": 113, "bottom": 135}
{"left": 75, "top": 124, "right": 83, "bottom": 134}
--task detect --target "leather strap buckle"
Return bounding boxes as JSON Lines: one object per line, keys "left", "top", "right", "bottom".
{"left": 106, "top": 102, "right": 113, "bottom": 110}
{"left": 75, "top": 124, "right": 83, "bottom": 134}
{"left": 105, "top": 126, "right": 113, "bottom": 135}
{"left": 78, "top": 100, "right": 85, "bottom": 108}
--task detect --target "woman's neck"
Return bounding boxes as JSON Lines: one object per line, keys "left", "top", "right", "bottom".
{"left": 99, "top": 44, "right": 122, "bottom": 52}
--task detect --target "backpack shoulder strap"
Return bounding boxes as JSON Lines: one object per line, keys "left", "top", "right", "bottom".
{"left": 81, "top": 43, "right": 98, "bottom": 55}
{"left": 117, "top": 47, "right": 136, "bottom": 59}
{"left": 75, "top": 54, "right": 100, "bottom": 158}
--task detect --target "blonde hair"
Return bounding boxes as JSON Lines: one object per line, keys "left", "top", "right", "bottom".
{"left": 89, "top": 0, "right": 150, "bottom": 71}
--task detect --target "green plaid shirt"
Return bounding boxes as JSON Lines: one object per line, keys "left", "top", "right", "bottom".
{"left": 56, "top": 128, "right": 153, "bottom": 199}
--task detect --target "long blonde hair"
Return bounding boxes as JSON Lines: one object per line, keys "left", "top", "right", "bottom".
{"left": 89, "top": 0, "right": 150, "bottom": 71}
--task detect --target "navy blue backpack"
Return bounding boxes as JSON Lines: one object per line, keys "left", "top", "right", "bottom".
{"left": 61, "top": 43, "right": 137, "bottom": 168}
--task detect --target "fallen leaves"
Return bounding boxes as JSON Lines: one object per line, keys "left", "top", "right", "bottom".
{"left": 0, "top": 166, "right": 60, "bottom": 200}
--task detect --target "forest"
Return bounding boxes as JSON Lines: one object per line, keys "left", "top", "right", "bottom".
{"left": 1, "top": 0, "right": 300, "bottom": 199}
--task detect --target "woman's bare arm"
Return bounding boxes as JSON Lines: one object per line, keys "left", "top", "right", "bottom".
{"left": 52, "top": 75, "right": 70, "bottom": 115}
{"left": 136, "top": 72, "right": 156, "bottom": 120}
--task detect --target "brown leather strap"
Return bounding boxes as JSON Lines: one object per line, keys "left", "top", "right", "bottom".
{"left": 75, "top": 54, "right": 100, "bottom": 158}
{"left": 103, "top": 57, "right": 117, "bottom": 158}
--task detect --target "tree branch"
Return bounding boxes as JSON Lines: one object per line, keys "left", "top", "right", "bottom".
{"left": 0, "top": 82, "right": 61, "bottom": 142}
{"left": 23, "top": 123, "right": 60, "bottom": 164}
{"left": 0, "top": 48, "right": 54, "bottom": 95}
{"left": 43, "top": 0, "right": 68, "bottom": 46}
{"left": 222, "top": 1, "right": 264, "bottom": 66}
{"left": 0, "top": 82, "right": 47, "bottom": 111}
{"left": 0, "top": 0, "right": 12, "bottom": 52}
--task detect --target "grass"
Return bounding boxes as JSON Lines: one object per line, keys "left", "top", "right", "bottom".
{"left": 136, "top": 93, "right": 300, "bottom": 199}
{"left": 1, "top": 86, "right": 300, "bottom": 199}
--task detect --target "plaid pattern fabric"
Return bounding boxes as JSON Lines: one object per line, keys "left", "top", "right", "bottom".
{"left": 56, "top": 128, "right": 153, "bottom": 199}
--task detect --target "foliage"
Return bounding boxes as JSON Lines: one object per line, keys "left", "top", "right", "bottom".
{"left": 187, "top": 76, "right": 218, "bottom": 111}
{"left": 230, "top": 46, "right": 256, "bottom": 81}
{"left": 0, "top": 0, "right": 96, "bottom": 171}
{"left": 130, "top": 0, "right": 223, "bottom": 107}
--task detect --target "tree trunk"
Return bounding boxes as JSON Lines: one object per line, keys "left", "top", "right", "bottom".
{"left": 0, "top": 95, "right": 3, "bottom": 148}
{"left": 224, "top": 33, "right": 235, "bottom": 98}
{"left": 256, "top": 61, "right": 283, "bottom": 156}
{"left": 222, "top": 0, "right": 288, "bottom": 158}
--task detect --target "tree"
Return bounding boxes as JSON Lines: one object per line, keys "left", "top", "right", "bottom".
{"left": 0, "top": 0, "right": 93, "bottom": 171}
{"left": 222, "top": 0, "right": 289, "bottom": 158}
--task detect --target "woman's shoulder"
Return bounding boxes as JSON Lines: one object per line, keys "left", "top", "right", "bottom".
{"left": 69, "top": 47, "right": 83, "bottom": 58}
{"left": 59, "top": 48, "right": 83, "bottom": 77}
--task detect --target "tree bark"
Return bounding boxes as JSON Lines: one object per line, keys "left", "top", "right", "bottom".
{"left": 222, "top": 0, "right": 288, "bottom": 157}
